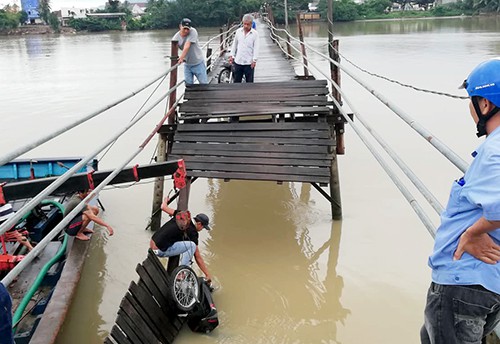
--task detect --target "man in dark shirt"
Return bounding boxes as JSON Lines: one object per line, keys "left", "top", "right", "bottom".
{"left": 150, "top": 197, "right": 212, "bottom": 282}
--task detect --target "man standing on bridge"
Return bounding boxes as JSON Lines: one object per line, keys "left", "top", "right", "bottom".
{"left": 173, "top": 18, "right": 208, "bottom": 85}
{"left": 421, "top": 58, "right": 500, "bottom": 344}
{"left": 229, "top": 14, "right": 260, "bottom": 83}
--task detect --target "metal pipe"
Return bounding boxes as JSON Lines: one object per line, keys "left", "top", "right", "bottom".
{"left": 0, "top": 81, "right": 184, "bottom": 238}
{"left": 2, "top": 97, "right": 182, "bottom": 287}
{"left": 0, "top": 67, "right": 177, "bottom": 167}
{"left": 269, "top": 24, "right": 469, "bottom": 173}
{"left": 271, "top": 31, "right": 445, "bottom": 215}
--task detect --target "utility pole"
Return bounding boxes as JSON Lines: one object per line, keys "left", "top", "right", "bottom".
{"left": 284, "top": 0, "right": 289, "bottom": 29}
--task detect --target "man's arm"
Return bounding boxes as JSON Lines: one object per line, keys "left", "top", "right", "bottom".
{"left": 178, "top": 41, "right": 191, "bottom": 64}
{"left": 251, "top": 32, "right": 260, "bottom": 69}
{"left": 83, "top": 207, "right": 114, "bottom": 236}
{"left": 160, "top": 196, "right": 175, "bottom": 216}
{"left": 454, "top": 217, "right": 500, "bottom": 264}
{"left": 194, "top": 246, "right": 211, "bottom": 282}
{"left": 229, "top": 32, "right": 238, "bottom": 64}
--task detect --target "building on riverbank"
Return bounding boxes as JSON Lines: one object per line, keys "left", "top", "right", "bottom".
{"left": 20, "top": 0, "right": 40, "bottom": 23}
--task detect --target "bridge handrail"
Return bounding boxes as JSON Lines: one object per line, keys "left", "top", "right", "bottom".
{"left": 1, "top": 93, "right": 183, "bottom": 287}
{"left": 264, "top": 19, "right": 440, "bottom": 232}
{"left": 0, "top": 80, "right": 183, "bottom": 239}
{"left": 264, "top": 19, "right": 469, "bottom": 174}
{"left": 0, "top": 25, "right": 238, "bottom": 169}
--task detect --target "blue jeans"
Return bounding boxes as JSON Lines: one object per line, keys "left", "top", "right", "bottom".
{"left": 0, "top": 283, "right": 13, "bottom": 344}
{"left": 421, "top": 282, "right": 500, "bottom": 344}
{"left": 184, "top": 61, "right": 207, "bottom": 85}
{"left": 154, "top": 241, "right": 196, "bottom": 266}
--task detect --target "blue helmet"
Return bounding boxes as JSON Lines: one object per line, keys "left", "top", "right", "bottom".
{"left": 463, "top": 58, "right": 500, "bottom": 108}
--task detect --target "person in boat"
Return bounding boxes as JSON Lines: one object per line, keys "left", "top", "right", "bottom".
{"left": 172, "top": 18, "right": 207, "bottom": 85}
{"left": 0, "top": 202, "right": 34, "bottom": 252}
{"left": 421, "top": 58, "right": 500, "bottom": 344}
{"left": 150, "top": 196, "right": 212, "bottom": 283}
{"left": 229, "top": 13, "right": 260, "bottom": 83}
{"left": 64, "top": 190, "right": 114, "bottom": 241}
{"left": 0, "top": 282, "right": 13, "bottom": 344}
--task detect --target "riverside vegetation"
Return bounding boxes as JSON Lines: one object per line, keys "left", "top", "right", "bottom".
{"left": 1, "top": 0, "right": 499, "bottom": 33}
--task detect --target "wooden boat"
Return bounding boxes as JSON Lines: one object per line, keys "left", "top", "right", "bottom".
{"left": 0, "top": 158, "right": 183, "bottom": 343}
{"left": 0, "top": 157, "right": 98, "bottom": 181}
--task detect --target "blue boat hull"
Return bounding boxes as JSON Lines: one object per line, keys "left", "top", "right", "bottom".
{"left": 0, "top": 158, "right": 98, "bottom": 181}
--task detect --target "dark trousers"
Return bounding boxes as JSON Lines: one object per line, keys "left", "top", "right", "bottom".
{"left": 233, "top": 63, "right": 254, "bottom": 83}
{"left": 0, "top": 283, "right": 13, "bottom": 344}
{"left": 421, "top": 282, "right": 500, "bottom": 344}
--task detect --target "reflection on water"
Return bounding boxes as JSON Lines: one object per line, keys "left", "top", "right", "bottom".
{"left": 55, "top": 234, "right": 108, "bottom": 343}
{"left": 175, "top": 180, "right": 347, "bottom": 343}
{"left": 295, "top": 16, "right": 500, "bottom": 37}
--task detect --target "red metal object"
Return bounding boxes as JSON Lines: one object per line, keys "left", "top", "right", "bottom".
{"left": 132, "top": 164, "right": 139, "bottom": 182}
{"left": 0, "top": 235, "right": 24, "bottom": 271}
{"left": 0, "top": 182, "right": 6, "bottom": 205}
{"left": 173, "top": 160, "right": 186, "bottom": 190}
{"left": 87, "top": 170, "right": 95, "bottom": 190}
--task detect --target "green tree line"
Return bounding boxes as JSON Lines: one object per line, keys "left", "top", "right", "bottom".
{"left": 3, "top": 0, "right": 500, "bottom": 33}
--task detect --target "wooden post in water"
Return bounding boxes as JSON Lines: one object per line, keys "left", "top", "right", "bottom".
{"left": 166, "top": 178, "right": 191, "bottom": 273}
{"left": 150, "top": 41, "right": 179, "bottom": 231}
{"left": 295, "top": 13, "right": 309, "bottom": 78}
{"left": 326, "top": 0, "right": 342, "bottom": 219}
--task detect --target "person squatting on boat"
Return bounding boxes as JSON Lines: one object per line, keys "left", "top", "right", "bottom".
{"left": 0, "top": 282, "right": 13, "bottom": 344}
{"left": 64, "top": 190, "right": 114, "bottom": 241}
{"left": 0, "top": 203, "right": 33, "bottom": 252}
{"left": 421, "top": 58, "right": 500, "bottom": 344}
{"left": 229, "top": 13, "right": 260, "bottom": 83}
{"left": 150, "top": 196, "right": 212, "bottom": 283}
{"left": 172, "top": 18, "right": 208, "bottom": 85}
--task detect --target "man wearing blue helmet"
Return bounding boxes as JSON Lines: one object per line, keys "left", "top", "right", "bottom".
{"left": 421, "top": 58, "right": 500, "bottom": 344}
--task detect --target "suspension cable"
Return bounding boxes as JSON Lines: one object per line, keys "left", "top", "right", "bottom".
{"left": 270, "top": 27, "right": 444, "bottom": 216}
{"left": 266, "top": 20, "right": 468, "bottom": 173}
{"left": 1, "top": 96, "right": 183, "bottom": 287}
{"left": 0, "top": 81, "right": 184, "bottom": 238}
{"left": 0, "top": 65, "right": 179, "bottom": 167}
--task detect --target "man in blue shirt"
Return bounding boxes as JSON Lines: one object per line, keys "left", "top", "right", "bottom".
{"left": 0, "top": 283, "right": 13, "bottom": 344}
{"left": 421, "top": 58, "right": 500, "bottom": 343}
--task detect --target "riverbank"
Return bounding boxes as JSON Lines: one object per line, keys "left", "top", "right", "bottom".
{"left": 0, "top": 24, "right": 76, "bottom": 35}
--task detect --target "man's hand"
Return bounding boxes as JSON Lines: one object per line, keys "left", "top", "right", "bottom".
{"left": 228, "top": 56, "right": 234, "bottom": 64}
{"left": 251, "top": 61, "right": 256, "bottom": 69}
{"left": 107, "top": 225, "right": 114, "bottom": 236}
{"left": 454, "top": 229, "right": 500, "bottom": 264}
{"left": 178, "top": 57, "right": 185, "bottom": 64}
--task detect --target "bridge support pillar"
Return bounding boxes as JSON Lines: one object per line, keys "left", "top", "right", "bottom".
{"left": 150, "top": 134, "right": 168, "bottom": 232}
{"left": 329, "top": 141, "right": 342, "bottom": 220}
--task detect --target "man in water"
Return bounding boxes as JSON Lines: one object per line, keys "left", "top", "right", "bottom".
{"left": 421, "top": 58, "right": 500, "bottom": 343}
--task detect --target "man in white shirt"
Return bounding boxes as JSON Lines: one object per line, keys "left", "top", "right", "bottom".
{"left": 229, "top": 14, "right": 260, "bottom": 83}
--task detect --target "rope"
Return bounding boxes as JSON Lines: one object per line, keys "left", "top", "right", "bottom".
{"left": 265, "top": 19, "right": 468, "bottom": 173}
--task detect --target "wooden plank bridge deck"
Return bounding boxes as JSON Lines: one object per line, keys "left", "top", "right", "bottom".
{"left": 162, "top": 79, "right": 339, "bottom": 185}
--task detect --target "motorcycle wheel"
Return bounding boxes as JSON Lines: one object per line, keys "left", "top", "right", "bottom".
{"left": 168, "top": 265, "right": 200, "bottom": 313}
{"left": 218, "top": 68, "right": 232, "bottom": 83}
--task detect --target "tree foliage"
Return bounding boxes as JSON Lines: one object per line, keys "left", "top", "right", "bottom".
{"left": 0, "top": 9, "right": 20, "bottom": 30}
{"left": 38, "top": 0, "right": 51, "bottom": 23}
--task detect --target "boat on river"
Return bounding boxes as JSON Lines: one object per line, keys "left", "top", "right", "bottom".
{"left": 0, "top": 158, "right": 184, "bottom": 343}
